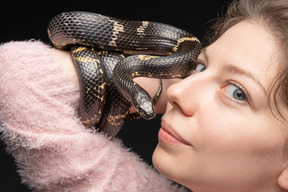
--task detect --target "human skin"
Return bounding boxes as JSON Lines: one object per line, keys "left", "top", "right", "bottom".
{"left": 152, "top": 21, "right": 288, "bottom": 192}
{"left": 50, "top": 20, "right": 288, "bottom": 191}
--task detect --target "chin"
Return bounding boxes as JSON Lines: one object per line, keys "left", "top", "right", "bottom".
{"left": 153, "top": 144, "right": 168, "bottom": 175}
{"left": 152, "top": 143, "right": 196, "bottom": 190}
{"left": 152, "top": 144, "right": 179, "bottom": 182}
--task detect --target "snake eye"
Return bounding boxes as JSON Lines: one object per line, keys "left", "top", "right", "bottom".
{"left": 135, "top": 93, "right": 156, "bottom": 120}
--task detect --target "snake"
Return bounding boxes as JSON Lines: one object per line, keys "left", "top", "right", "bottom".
{"left": 47, "top": 11, "right": 201, "bottom": 136}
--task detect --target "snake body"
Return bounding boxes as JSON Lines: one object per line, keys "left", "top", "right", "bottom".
{"left": 70, "top": 46, "right": 107, "bottom": 127}
{"left": 48, "top": 11, "right": 201, "bottom": 135}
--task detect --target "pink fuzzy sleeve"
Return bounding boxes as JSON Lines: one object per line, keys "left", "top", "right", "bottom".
{"left": 0, "top": 41, "right": 188, "bottom": 192}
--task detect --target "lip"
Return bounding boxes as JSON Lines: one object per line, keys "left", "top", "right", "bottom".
{"left": 159, "top": 119, "right": 191, "bottom": 146}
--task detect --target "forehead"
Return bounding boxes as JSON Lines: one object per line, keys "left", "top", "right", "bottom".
{"left": 205, "top": 21, "right": 279, "bottom": 87}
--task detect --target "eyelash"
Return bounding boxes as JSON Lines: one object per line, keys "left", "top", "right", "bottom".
{"left": 222, "top": 81, "right": 250, "bottom": 106}
{"left": 195, "top": 61, "right": 251, "bottom": 107}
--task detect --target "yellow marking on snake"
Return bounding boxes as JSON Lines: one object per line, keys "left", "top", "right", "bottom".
{"left": 75, "top": 56, "right": 100, "bottom": 64}
{"left": 90, "top": 92, "right": 104, "bottom": 102}
{"left": 147, "top": 72, "right": 153, "bottom": 78}
{"left": 81, "top": 113, "right": 100, "bottom": 124}
{"left": 137, "top": 21, "right": 149, "bottom": 35}
{"left": 72, "top": 47, "right": 87, "bottom": 53}
{"left": 107, "top": 114, "right": 125, "bottom": 126}
{"left": 97, "top": 50, "right": 108, "bottom": 55}
{"left": 109, "top": 20, "right": 124, "bottom": 46}
{"left": 131, "top": 71, "right": 140, "bottom": 78}
{"left": 98, "top": 82, "right": 106, "bottom": 89}
{"left": 172, "top": 37, "right": 200, "bottom": 52}
{"left": 85, "top": 87, "right": 91, "bottom": 94}
{"left": 138, "top": 55, "right": 159, "bottom": 61}
{"left": 85, "top": 83, "right": 106, "bottom": 102}
{"left": 171, "top": 74, "right": 182, "bottom": 78}
{"left": 107, "top": 110, "right": 130, "bottom": 126}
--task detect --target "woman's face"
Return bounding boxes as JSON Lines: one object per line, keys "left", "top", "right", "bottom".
{"left": 153, "top": 21, "right": 288, "bottom": 191}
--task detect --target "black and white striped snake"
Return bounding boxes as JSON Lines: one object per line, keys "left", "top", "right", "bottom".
{"left": 48, "top": 11, "right": 201, "bottom": 136}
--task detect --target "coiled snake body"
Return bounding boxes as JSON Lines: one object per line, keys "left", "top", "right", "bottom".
{"left": 48, "top": 11, "right": 201, "bottom": 136}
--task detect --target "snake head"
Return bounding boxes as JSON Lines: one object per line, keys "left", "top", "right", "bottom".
{"left": 134, "top": 93, "right": 156, "bottom": 120}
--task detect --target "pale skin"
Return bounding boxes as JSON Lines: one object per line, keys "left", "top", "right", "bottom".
{"left": 50, "top": 20, "right": 288, "bottom": 191}
{"left": 154, "top": 21, "right": 288, "bottom": 191}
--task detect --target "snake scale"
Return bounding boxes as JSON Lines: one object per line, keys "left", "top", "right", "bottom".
{"left": 48, "top": 11, "right": 201, "bottom": 136}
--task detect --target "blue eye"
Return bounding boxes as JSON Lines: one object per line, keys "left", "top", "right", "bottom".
{"left": 195, "top": 63, "right": 206, "bottom": 73}
{"left": 223, "top": 83, "right": 246, "bottom": 101}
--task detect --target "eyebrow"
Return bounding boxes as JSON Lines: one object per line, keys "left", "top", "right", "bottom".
{"left": 201, "top": 48, "right": 267, "bottom": 94}
{"left": 222, "top": 64, "right": 267, "bottom": 94}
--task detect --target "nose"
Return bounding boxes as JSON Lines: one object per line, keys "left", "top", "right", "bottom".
{"left": 167, "top": 73, "right": 211, "bottom": 116}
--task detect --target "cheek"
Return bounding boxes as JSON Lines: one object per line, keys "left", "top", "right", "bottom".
{"left": 153, "top": 107, "right": 286, "bottom": 190}
{"left": 198, "top": 109, "right": 286, "bottom": 173}
{"left": 198, "top": 110, "right": 266, "bottom": 154}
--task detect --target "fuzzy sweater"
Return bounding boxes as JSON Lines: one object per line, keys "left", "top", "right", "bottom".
{"left": 0, "top": 41, "right": 189, "bottom": 192}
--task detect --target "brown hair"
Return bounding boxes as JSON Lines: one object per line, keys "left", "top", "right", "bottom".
{"left": 205, "top": 0, "right": 288, "bottom": 119}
